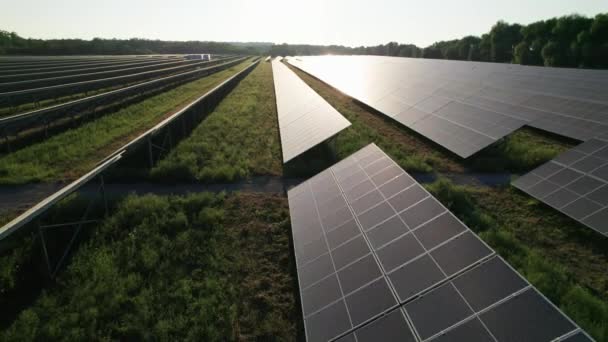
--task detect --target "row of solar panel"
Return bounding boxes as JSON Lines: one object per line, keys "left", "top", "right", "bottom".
{"left": 0, "top": 58, "right": 198, "bottom": 92}
{"left": 513, "top": 137, "right": 608, "bottom": 236}
{"left": 271, "top": 59, "right": 351, "bottom": 162}
{"left": 289, "top": 56, "right": 608, "bottom": 106}
{"left": 0, "top": 56, "right": 178, "bottom": 75}
{"left": 284, "top": 55, "right": 608, "bottom": 237}
{"left": 288, "top": 144, "right": 591, "bottom": 341}
{"left": 287, "top": 56, "right": 608, "bottom": 158}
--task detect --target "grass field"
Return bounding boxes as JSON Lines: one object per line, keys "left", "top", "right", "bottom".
{"left": 0, "top": 60, "right": 251, "bottom": 185}
{"left": 468, "top": 127, "right": 576, "bottom": 172}
{"left": 0, "top": 192, "right": 299, "bottom": 341}
{"left": 1, "top": 58, "right": 607, "bottom": 341}
{"left": 151, "top": 62, "right": 282, "bottom": 182}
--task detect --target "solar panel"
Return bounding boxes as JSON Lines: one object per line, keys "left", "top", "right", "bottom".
{"left": 560, "top": 332, "right": 596, "bottom": 342}
{"left": 288, "top": 56, "right": 608, "bottom": 158}
{"left": 513, "top": 137, "right": 608, "bottom": 236}
{"left": 288, "top": 143, "right": 590, "bottom": 341}
{"left": 272, "top": 60, "right": 350, "bottom": 162}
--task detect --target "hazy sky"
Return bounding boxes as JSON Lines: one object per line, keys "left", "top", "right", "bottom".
{"left": 2, "top": 0, "right": 607, "bottom": 47}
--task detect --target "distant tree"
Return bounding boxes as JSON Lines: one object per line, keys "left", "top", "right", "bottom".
{"left": 386, "top": 42, "right": 400, "bottom": 56}
{"left": 457, "top": 36, "right": 481, "bottom": 60}
{"left": 519, "top": 18, "right": 556, "bottom": 65}
{"left": 577, "top": 13, "right": 608, "bottom": 68}
{"left": 551, "top": 14, "right": 593, "bottom": 66}
{"left": 513, "top": 42, "right": 531, "bottom": 64}
{"left": 489, "top": 20, "right": 522, "bottom": 62}
{"left": 269, "top": 43, "right": 291, "bottom": 57}
{"left": 397, "top": 44, "right": 420, "bottom": 58}
{"left": 478, "top": 34, "right": 492, "bottom": 61}
{"left": 422, "top": 46, "right": 442, "bottom": 59}
{"left": 541, "top": 40, "right": 562, "bottom": 66}
{"left": 2, "top": 12, "right": 607, "bottom": 69}
{"left": 444, "top": 45, "right": 460, "bottom": 59}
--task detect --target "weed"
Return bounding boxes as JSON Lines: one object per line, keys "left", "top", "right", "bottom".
{"left": 0, "top": 192, "right": 298, "bottom": 340}
{"left": 151, "top": 62, "right": 282, "bottom": 183}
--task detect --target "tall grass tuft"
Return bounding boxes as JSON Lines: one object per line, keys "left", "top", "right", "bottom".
{"left": 151, "top": 62, "right": 282, "bottom": 183}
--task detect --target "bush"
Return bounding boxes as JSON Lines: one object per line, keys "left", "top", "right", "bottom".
{"left": 425, "top": 178, "right": 493, "bottom": 231}
{"left": 469, "top": 128, "right": 571, "bottom": 172}
{"left": 562, "top": 286, "right": 608, "bottom": 340}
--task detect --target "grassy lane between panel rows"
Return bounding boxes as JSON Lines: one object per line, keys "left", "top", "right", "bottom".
{"left": 150, "top": 62, "right": 282, "bottom": 182}
{"left": 289, "top": 64, "right": 607, "bottom": 341}
{"left": 467, "top": 127, "right": 576, "bottom": 172}
{"left": 0, "top": 192, "right": 299, "bottom": 341}
{"left": 426, "top": 179, "right": 608, "bottom": 340}
{"left": 0, "top": 60, "right": 252, "bottom": 185}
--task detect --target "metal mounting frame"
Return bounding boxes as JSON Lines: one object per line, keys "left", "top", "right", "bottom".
{"left": 36, "top": 175, "right": 108, "bottom": 278}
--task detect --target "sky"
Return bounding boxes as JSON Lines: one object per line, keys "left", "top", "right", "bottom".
{"left": 2, "top": 0, "right": 607, "bottom": 47}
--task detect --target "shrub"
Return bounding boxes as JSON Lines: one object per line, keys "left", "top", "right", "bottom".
{"left": 425, "top": 178, "right": 493, "bottom": 231}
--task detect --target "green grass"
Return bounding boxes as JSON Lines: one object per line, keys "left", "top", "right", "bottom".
{"left": 0, "top": 60, "right": 251, "bottom": 185}
{"left": 0, "top": 210, "right": 16, "bottom": 227}
{"left": 0, "top": 234, "right": 35, "bottom": 296}
{"left": 0, "top": 192, "right": 298, "bottom": 341}
{"left": 151, "top": 62, "right": 282, "bottom": 183}
{"left": 468, "top": 127, "right": 574, "bottom": 172}
{"left": 426, "top": 178, "right": 608, "bottom": 340}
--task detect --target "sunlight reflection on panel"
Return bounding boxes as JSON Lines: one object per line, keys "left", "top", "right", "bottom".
{"left": 288, "top": 55, "right": 608, "bottom": 158}
{"left": 272, "top": 59, "right": 351, "bottom": 162}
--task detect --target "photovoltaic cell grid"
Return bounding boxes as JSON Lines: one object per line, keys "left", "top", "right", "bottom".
{"left": 287, "top": 56, "right": 608, "bottom": 158}
{"left": 271, "top": 59, "right": 351, "bottom": 162}
{"left": 288, "top": 144, "right": 590, "bottom": 342}
{"left": 513, "top": 137, "right": 608, "bottom": 236}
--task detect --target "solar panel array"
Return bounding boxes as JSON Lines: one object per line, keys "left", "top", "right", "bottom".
{"left": 288, "top": 144, "right": 590, "bottom": 341}
{"left": 272, "top": 59, "right": 351, "bottom": 162}
{"left": 513, "top": 137, "right": 608, "bottom": 236}
{"left": 287, "top": 56, "right": 608, "bottom": 158}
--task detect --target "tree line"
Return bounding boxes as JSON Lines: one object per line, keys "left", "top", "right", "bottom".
{"left": 270, "top": 13, "right": 608, "bottom": 69}
{"left": 1, "top": 13, "right": 607, "bottom": 68}
{"left": 0, "top": 32, "right": 265, "bottom": 56}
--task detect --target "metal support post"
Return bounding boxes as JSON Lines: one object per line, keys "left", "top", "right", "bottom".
{"left": 37, "top": 221, "right": 53, "bottom": 275}
{"left": 147, "top": 136, "right": 154, "bottom": 168}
